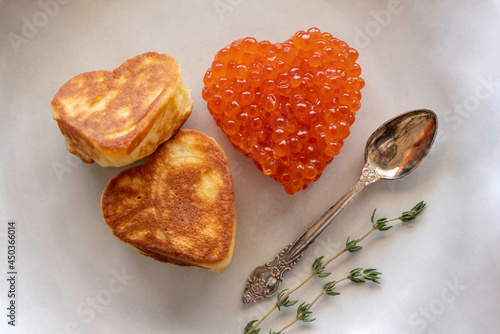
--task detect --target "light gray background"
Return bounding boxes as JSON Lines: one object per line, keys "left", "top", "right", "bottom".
{"left": 1, "top": 0, "right": 500, "bottom": 333}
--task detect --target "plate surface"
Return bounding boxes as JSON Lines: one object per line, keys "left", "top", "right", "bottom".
{"left": 1, "top": 1, "right": 500, "bottom": 333}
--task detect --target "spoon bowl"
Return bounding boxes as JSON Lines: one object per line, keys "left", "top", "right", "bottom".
{"left": 365, "top": 109, "right": 438, "bottom": 180}
{"left": 243, "top": 109, "right": 438, "bottom": 303}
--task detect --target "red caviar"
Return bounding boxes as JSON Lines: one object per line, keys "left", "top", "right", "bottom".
{"left": 202, "top": 28, "right": 364, "bottom": 194}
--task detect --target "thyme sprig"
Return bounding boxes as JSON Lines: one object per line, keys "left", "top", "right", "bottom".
{"left": 271, "top": 267, "right": 382, "bottom": 333}
{"left": 244, "top": 201, "right": 426, "bottom": 334}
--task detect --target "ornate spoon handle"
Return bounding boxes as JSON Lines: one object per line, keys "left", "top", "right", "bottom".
{"left": 242, "top": 164, "right": 380, "bottom": 303}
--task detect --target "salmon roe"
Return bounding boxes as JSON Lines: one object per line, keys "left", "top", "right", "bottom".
{"left": 202, "top": 28, "right": 364, "bottom": 194}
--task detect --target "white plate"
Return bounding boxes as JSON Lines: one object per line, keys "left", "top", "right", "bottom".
{"left": 1, "top": 1, "right": 500, "bottom": 333}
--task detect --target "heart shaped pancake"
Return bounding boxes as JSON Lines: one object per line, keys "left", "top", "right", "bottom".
{"left": 202, "top": 28, "right": 364, "bottom": 194}
{"left": 101, "top": 129, "right": 237, "bottom": 273}
{"left": 52, "top": 52, "right": 193, "bottom": 167}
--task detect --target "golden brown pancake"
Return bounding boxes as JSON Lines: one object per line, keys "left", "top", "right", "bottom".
{"left": 51, "top": 52, "right": 193, "bottom": 167}
{"left": 101, "top": 129, "right": 237, "bottom": 273}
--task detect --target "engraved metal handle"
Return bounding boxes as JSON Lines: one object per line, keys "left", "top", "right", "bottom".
{"left": 242, "top": 164, "right": 380, "bottom": 303}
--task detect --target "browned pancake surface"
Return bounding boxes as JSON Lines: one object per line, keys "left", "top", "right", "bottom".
{"left": 101, "top": 129, "right": 236, "bottom": 272}
{"left": 51, "top": 52, "right": 192, "bottom": 166}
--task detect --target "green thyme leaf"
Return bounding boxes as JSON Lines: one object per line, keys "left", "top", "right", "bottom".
{"left": 361, "top": 268, "right": 382, "bottom": 284}
{"left": 276, "top": 289, "right": 298, "bottom": 311}
{"left": 345, "top": 237, "right": 362, "bottom": 252}
{"left": 371, "top": 209, "right": 393, "bottom": 231}
{"left": 348, "top": 268, "right": 382, "bottom": 284}
{"left": 349, "top": 277, "right": 365, "bottom": 284}
{"left": 376, "top": 217, "right": 392, "bottom": 231}
{"left": 349, "top": 268, "right": 365, "bottom": 283}
{"left": 244, "top": 320, "right": 260, "bottom": 334}
{"left": 323, "top": 281, "right": 340, "bottom": 296}
{"left": 400, "top": 201, "right": 426, "bottom": 222}
{"left": 296, "top": 302, "right": 315, "bottom": 322}
{"left": 312, "top": 256, "right": 331, "bottom": 278}
{"left": 312, "top": 256, "right": 324, "bottom": 272}
{"left": 316, "top": 271, "right": 332, "bottom": 278}
{"left": 349, "top": 268, "right": 363, "bottom": 277}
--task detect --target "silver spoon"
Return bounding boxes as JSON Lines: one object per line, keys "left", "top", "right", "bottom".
{"left": 243, "top": 109, "right": 438, "bottom": 303}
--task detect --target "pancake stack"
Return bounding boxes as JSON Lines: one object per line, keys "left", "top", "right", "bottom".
{"left": 51, "top": 53, "right": 237, "bottom": 272}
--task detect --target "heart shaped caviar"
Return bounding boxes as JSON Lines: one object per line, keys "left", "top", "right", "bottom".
{"left": 202, "top": 28, "right": 364, "bottom": 194}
